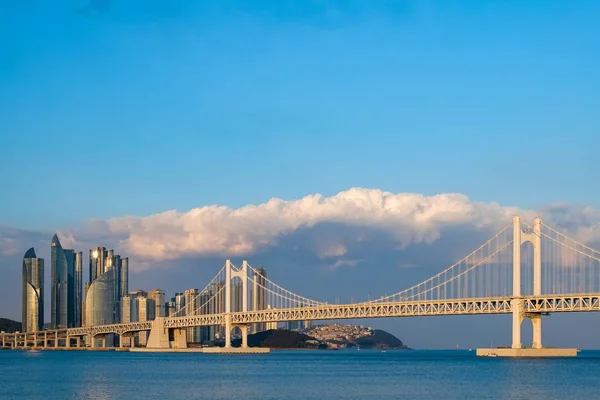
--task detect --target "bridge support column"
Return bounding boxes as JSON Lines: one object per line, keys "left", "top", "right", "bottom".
{"left": 146, "top": 317, "right": 172, "bottom": 349}
{"left": 225, "top": 315, "right": 232, "bottom": 348}
{"left": 240, "top": 325, "right": 248, "bottom": 348}
{"left": 529, "top": 314, "right": 542, "bottom": 349}
{"left": 172, "top": 329, "right": 187, "bottom": 349}
{"left": 511, "top": 299, "right": 523, "bottom": 349}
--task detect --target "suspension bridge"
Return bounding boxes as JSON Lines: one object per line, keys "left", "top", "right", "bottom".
{"left": 3, "top": 216, "right": 600, "bottom": 356}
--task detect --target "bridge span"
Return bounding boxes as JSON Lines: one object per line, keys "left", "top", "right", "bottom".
{"left": 3, "top": 216, "right": 600, "bottom": 355}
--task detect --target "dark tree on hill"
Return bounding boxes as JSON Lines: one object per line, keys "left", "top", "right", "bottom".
{"left": 0, "top": 318, "right": 22, "bottom": 333}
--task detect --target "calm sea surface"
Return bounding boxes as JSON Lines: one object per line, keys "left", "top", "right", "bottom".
{"left": 2, "top": 349, "right": 600, "bottom": 400}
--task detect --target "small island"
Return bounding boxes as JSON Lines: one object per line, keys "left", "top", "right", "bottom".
{"left": 230, "top": 324, "right": 409, "bottom": 350}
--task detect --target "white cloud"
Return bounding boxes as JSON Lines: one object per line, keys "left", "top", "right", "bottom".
{"left": 319, "top": 243, "right": 348, "bottom": 258}
{"left": 99, "top": 188, "right": 530, "bottom": 260}
{"left": 328, "top": 259, "right": 361, "bottom": 271}
{"left": 3, "top": 188, "right": 600, "bottom": 269}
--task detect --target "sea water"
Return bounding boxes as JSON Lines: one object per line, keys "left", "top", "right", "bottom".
{"left": 2, "top": 349, "right": 600, "bottom": 399}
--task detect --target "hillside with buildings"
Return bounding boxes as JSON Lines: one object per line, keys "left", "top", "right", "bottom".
{"left": 302, "top": 324, "right": 409, "bottom": 349}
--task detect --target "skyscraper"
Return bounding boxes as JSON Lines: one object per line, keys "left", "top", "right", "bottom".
{"left": 148, "top": 289, "right": 165, "bottom": 318}
{"left": 174, "top": 292, "right": 185, "bottom": 314}
{"left": 121, "top": 257, "right": 129, "bottom": 299}
{"left": 22, "top": 248, "right": 44, "bottom": 332}
{"left": 51, "top": 234, "right": 82, "bottom": 328}
{"left": 165, "top": 301, "right": 176, "bottom": 317}
{"left": 85, "top": 247, "right": 127, "bottom": 330}
{"left": 74, "top": 252, "right": 82, "bottom": 327}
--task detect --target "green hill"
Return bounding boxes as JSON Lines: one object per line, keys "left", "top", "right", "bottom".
{"left": 0, "top": 318, "right": 21, "bottom": 333}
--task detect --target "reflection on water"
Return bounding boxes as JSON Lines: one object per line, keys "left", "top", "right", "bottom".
{"left": 2, "top": 350, "right": 600, "bottom": 400}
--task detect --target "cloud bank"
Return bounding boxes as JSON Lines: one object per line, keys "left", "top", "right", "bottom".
{"left": 3, "top": 188, "right": 600, "bottom": 271}
{"left": 97, "top": 188, "right": 527, "bottom": 261}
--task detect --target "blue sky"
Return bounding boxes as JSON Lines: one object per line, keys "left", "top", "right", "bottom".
{"left": 1, "top": 1, "right": 600, "bottom": 348}
{"left": 1, "top": 0, "right": 599, "bottom": 228}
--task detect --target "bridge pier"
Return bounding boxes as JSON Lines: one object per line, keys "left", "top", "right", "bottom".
{"left": 529, "top": 313, "right": 542, "bottom": 349}
{"left": 146, "top": 318, "right": 188, "bottom": 349}
{"left": 511, "top": 299, "right": 523, "bottom": 349}
{"left": 225, "top": 316, "right": 232, "bottom": 348}
{"left": 231, "top": 324, "right": 249, "bottom": 348}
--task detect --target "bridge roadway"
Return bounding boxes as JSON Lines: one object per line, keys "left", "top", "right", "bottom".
{"left": 2, "top": 293, "right": 600, "bottom": 348}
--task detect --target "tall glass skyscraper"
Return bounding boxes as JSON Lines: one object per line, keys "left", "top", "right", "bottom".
{"left": 51, "top": 234, "right": 82, "bottom": 329}
{"left": 121, "top": 257, "right": 129, "bottom": 300}
{"left": 22, "top": 248, "right": 44, "bottom": 332}
{"left": 85, "top": 247, "right": 127, "bottom": 328}
{"left": 74, "top": 252, "right": 83, "bottom": 327}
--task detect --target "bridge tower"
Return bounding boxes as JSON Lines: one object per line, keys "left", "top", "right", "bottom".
{"left": 512, "top": 216, "right": 542, "bottom": 349}
{"left": 224, "top": 260, "right": 249, "bottom": 348}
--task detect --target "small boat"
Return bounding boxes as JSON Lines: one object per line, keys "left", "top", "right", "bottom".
{"left": 486, "top": 353, "right": 498, "bottom": 357}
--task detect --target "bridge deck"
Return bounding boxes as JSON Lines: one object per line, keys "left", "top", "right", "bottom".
{"left": 2, "top": 293, "right": 600, "bottom": 342}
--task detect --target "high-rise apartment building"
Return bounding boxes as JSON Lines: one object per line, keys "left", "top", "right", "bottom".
{"left": 165, "top": 301, "right": 176, "bottom": 317}
{"left": 148, "top": 289, "right": 165, "bottom": 318}
{"left": 120, "top": 258, "right": 129, "bottom": 298}
{"left": 22, "top": 248, "right": 44, "bottom": 332}
{"left": 120, "top": 294, "right": 133, "bottom": 347}
{"left": 51, "top": 234, "right": 82, "bottom": 328}
{"left": 174, "top": 292, "right": 185, "bottom": 314}
{"left": 74, "top": 252, "right": 82, "bottom": 327}
{"left": 121, "top": 290, "right": 157, "bottom": 346}
{"left": 121, "top": 295, "right": 133, "bottom": 323}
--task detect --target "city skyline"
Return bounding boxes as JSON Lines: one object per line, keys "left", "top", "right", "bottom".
{"left": 2, "top": 0, "right": 600, "bottom": 349}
